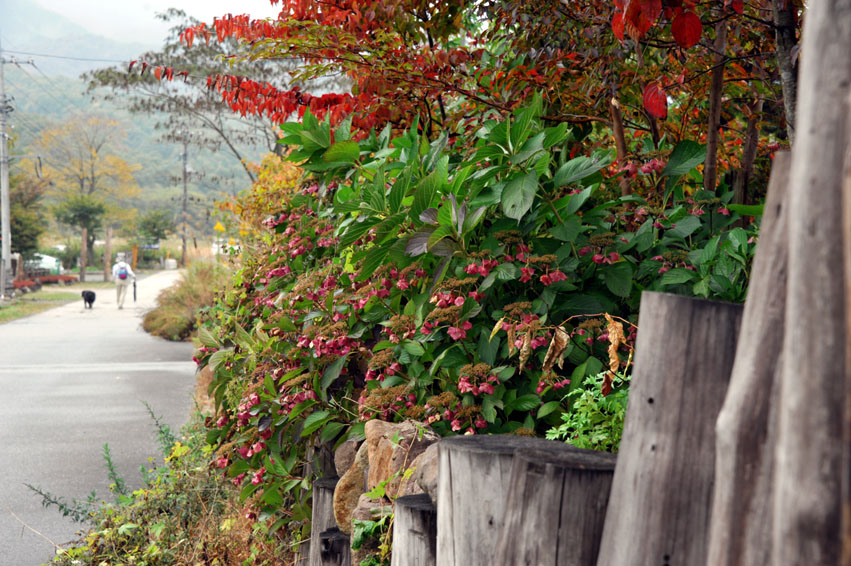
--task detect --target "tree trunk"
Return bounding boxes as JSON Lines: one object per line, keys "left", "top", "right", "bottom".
{"left": 495, "top": 447, "right": 616, "bottom": 566}
{"left": 595, "top": 292, "right": 742, "bottom": 566}
{"left": 610, "top": 96, "right": 632, "bottom": 196}
{"left": 773, "top": 1, "right": 851, "bottom": 564}
{"left": 80, "top": 227, "right": 87, "bottom": 283}
{"left": 706, "top": 152, "right": 791, "bottom": 566}
{"left": 772, "top": 0, "right": 799, "bottom": 145}
{"left": 703, "top": 19, "right": 728, "bottom": 193}
{"left": 732, "top": 98, "right": 764, "bottom": 206}
{"left": 103, "top": 225, "right": 112, "bottom": 283}
{"left": 436, "top": 435, "right": 587, "bottom": 566}
{"left": 391, "top": 494, "right": 436, "bottom": 566}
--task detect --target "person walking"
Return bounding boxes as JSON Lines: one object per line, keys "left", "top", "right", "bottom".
{"left": 111, "top": 253, "right": 136, "bottom": 309}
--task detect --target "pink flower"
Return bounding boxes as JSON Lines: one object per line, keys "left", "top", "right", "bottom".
{"left": 447, "top": 322, "right": 472, "bottom": 341}
{"left": 578, "top": 246, "right": 592, "bottom": 256}
{"left": 478, "top": 382, "right": 494, "bottom": 395}
{"left": 519, "top": 267, "right": 535, "bottom": 283}
{"left": 451, "top": 419, "right": 462, "bottom": 431}
{"left": 717, "top": 207, "right": 730, "bottom": 216}
{"left": 592, "top": 254, "right": 605, "bottom": 264}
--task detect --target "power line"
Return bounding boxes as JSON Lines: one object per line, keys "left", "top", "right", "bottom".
{"left": 32, "top": 64, "right": 90, "bottom": 113}
{"left": 2, "top": 49, "right": 127, "bottom": 64}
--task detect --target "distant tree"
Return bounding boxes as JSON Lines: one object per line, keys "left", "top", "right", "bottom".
{"left": 53, "top": 195, "right": 107, "bottom": 265}
{"left": 84, "top": 9, "right": 325, "bottom": 182}
{"left": 138, "top": 209, "right": 175, "bottom": 242}
{"left": 32, "top": 115, "right": 140, "bottom": 202}
{"left": 9, "top": 172, "right": 47, "bottom": 260}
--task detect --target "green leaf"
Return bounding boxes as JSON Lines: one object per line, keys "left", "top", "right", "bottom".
{"left": 402, "top": 341, "right": 425, "bottom": 356}
{"left": 501, "top": 172, "right": 539, "bottom": 220}
{"left": 301, "top": 411, "right": 331, "bottom": 437}
{"left": 320, "top": 355, "right": 348, "bottom": 393}
{"left": 411, "top": 156, "right": 448, "bottom": 220}
{"left": 320, "top": 422, "right": 347, "bottom": 444}
{"left": 553, "top": 154, "right": 611, "bottom": 187}
{"left": 543, "top": 123, "right": 569, "bottom": 148}
{"left": 482, "top": 397, "right": 497, "bottom": 423}
{"left": 323, "top": 140, "right": 360, "bottom": 164}
{"left": 537, "top": 401, "right": 561, "bottom": 419}
{"left": 197, "top": 326, "right": 219, "bottom": 348}
{"left": 727, "top": 203, "right": 764, "bottom": 217}
{"left": 207, "top": 348, "right": 233, "bottom": 372}
{"left": 495, "top": 262, "right": 520, "bottom": 280}
{"left": 661, "top": 268, "right": 698, "bottom": 285}
{"left": 601, "top": 262, "right": 634, "bottom": 298}
{"left": 550, "top": 216, "right": 581, "bottom": 242}
{"left": 511, "top": 132, "right": 545, "bottom": 164}
{"left": 662, "top": 141, "right": 706, "bottom": 177}
{"left": 509, "top": 394, "right": 541, "bottom": 412}
{"left": 666, "top": 215, "right": 701, "bottom": 238}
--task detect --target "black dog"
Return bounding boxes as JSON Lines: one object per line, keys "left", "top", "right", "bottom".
{"left": 81, "top": 290, "right": 96, "bottom": 309}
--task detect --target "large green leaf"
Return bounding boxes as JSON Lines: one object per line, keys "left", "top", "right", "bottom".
{"left": 323, "top": 141, "right": 360, "bottom": 164}
{"left": 662, "top": 141, "right": 706, "bottom": 177}
{"left": 411, "top": 156, "right": 448, "bottom": 220}
{"left": 553, "top": 154, "right": 611, "bottom": 187}
{"left": 320, "top": 355, "right": 348, "bottom": 393}
{"left": 601, "top": 262, "right": 634, "bottom": 297}
{"left": 501, "top": 172, "right": 539, "bottom": 220}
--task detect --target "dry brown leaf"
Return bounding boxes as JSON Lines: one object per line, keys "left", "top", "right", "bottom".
{"left": 489, "top": 316, "right": 505, "bottom": 343}
{"left": 507, "top": 325, "right": 517, "bottom": 357}
{"left": 518, "top": 332, "right": 532, "bottom": 371}
{"left": 604, "top": 313, "right": 625, "bottom": 375}
{"left": 542, "top": 326, "right": 569, "bottom": 372}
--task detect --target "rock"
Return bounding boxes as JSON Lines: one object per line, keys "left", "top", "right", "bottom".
{"left": 332, "top": 441, "right": 369, "bottom": 534}
{"left": 365, "top": 420, "right": 439, "bottom": 499}
{"left": 334, "top": 439, "right": 360, "bottom": 477}
{"left": 399, "top": 442, "right": 439, "bottom": 505}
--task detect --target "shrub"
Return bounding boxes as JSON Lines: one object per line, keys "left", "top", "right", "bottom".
{"left": 142, "top": 260, "right": 231, "bottom": 341}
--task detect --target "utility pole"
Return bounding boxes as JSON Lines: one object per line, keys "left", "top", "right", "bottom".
{"left": 0, "top": 42, "right": 34, "bottom": 299}
{"left": 0, "top": 41, "right": 11, "bottom": 299}
{"left": 181, "top": 135, "right": 188, "bottom": 267}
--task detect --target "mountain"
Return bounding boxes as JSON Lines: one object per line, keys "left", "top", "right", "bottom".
{"left": 0, "top": 0, "right": 152, "bottom": 77}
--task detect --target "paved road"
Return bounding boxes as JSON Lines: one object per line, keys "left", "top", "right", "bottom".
{"left": 0, "top": 271, "right": 198, "bottom": 565}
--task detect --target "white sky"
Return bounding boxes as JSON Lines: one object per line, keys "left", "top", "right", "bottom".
{"left": 34, "top": 0, "right": 283, "bottom": 47}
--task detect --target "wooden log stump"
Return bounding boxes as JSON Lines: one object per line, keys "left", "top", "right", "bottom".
{"left": 310, "top": 479, "right": 349, "bottom": 566}
{"left": 437, "top": 435, "right": 588, "bottom": 566}
{"left": 319, "top": 527, "right": 352, "bottom": 566}
{"left": 706, "top": 152, "right": 790, "bottom": 566}
{"left": 391, "top": 494, "right": 437, "bottom": 566}
{"left": 595, "top": 292, "right": 743, "bottom": 566}
{"left": 496, "top": 447, "right": 616, "bottom": 566}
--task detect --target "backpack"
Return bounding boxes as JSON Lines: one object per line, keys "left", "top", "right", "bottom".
{"left": 118, "top": 264, "right": 128, "bottom": 280}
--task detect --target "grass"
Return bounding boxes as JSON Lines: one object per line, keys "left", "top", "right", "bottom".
{"left": 0, "top": 280, "right": 117, "bottom": 324}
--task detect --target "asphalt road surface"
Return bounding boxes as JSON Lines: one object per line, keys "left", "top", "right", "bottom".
{"left": 0, "top": 271, "right": 198, "bottom": 565}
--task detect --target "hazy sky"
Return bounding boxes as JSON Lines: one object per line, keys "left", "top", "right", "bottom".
{"left": 34, "top": 0, "right": 282, "bottom": 47}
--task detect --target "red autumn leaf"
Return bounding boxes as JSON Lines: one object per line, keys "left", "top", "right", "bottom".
{"left": 671, "top": 11, "right": 703, "bottom": 48}
{"left": 731, "top": 0, "right": 743, "bottom": 13}
{"left": 643, "top": 81, "right": 668, "bottom": 119}
{"left": 612, "top": 11, "right": 626, "bottom": 41}
{"left": 154, "top": 67, "right": 163, "bottom": 81}
{"left": 623, "top": 0, "right": 662, "bottom": 40}
{"left": 128, "top": 60, "right": 137, "bottom": 73}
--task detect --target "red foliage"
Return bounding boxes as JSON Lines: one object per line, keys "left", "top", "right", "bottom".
{"left": 671, "top": 11, "right": 703, "bottom": 48}
{"left": 642, "top": 81, "right": 668, "bottom": 119}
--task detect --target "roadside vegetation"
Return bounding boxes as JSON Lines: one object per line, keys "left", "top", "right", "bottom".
{"left": 142, "top": 261, "right": 231, "bottom": 341}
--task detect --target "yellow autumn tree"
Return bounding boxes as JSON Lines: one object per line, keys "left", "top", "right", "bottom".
{"left": 31, "top": 115, "right": 141, "bottom": 263}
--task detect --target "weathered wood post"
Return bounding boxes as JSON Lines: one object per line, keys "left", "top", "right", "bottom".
{"left": 309, "top": 478, "right": 351, "bottom": 566}
{"left": 706, "top": 152, "right": 790, "bottom": 565}
{"left": 437, "top": 435, "right": 590, "bottom": 566}
{"left": 595, "top": 292, "right": 742, "bottom": 566}
{"left": 495, "top": 447, "right": 616, "bottom": 566}
{"left": 390, "top": 494, "right": 437, "bottom": 566}
{"left": 773, "top": 1, "right": 851, "bottom": 563}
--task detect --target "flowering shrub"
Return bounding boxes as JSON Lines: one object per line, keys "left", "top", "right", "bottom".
{"left": 193, "top": 96, "right": 758, "bottom": 534}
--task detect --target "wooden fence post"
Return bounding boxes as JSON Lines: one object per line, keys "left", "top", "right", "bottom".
{"left": 771, "top": 1, "right": 851, "bottom": 564}
{"left": 706, "top": 152, "right": 790, "bottom": 565}
{"left": 495, "top": 447, "right": 616, "bottom": 566}
{"left": 436, "top": 435, "right": 589, "bottom": 566}
{"left": 309, "top": 478, "right": 351, "bottom": 566}
{"left": 595, "top": 292, "right": 742, "bottom": 566}
{"left": 391, "top": 494, "right": 437, "bottom": 566}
